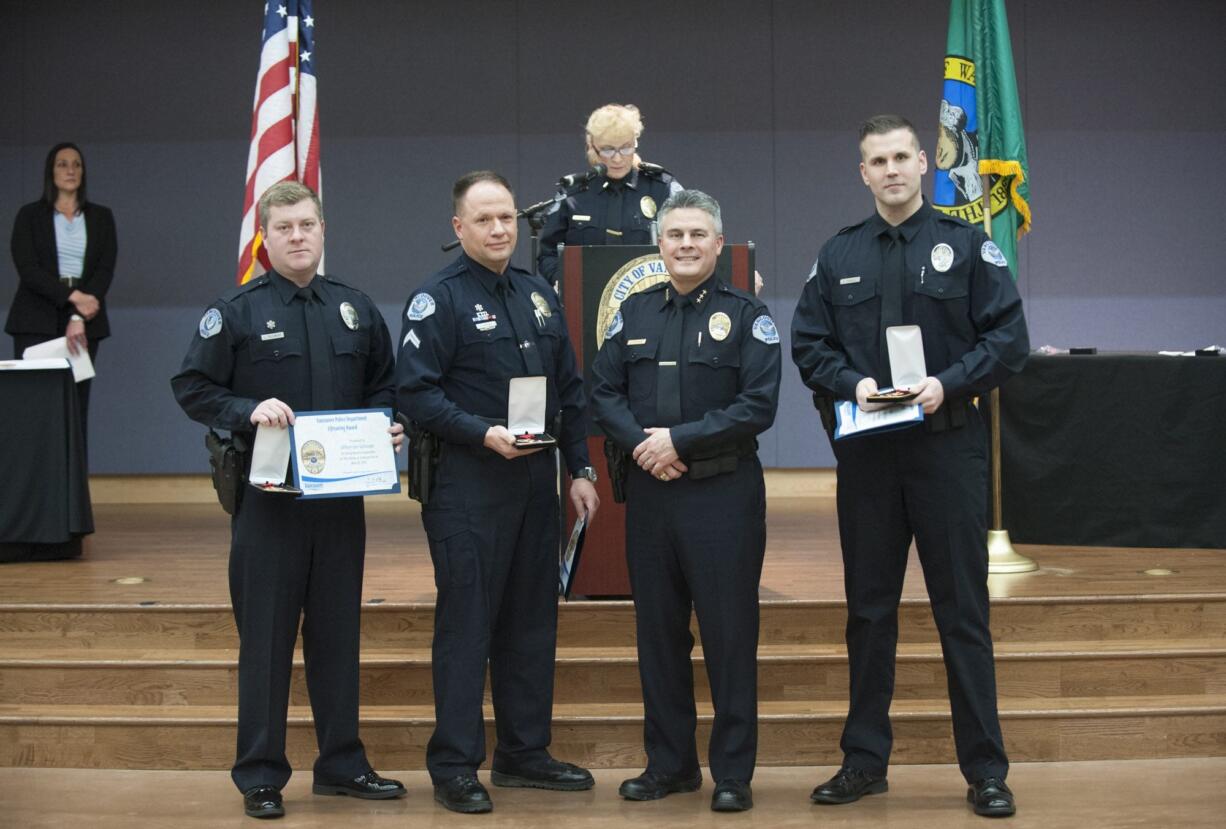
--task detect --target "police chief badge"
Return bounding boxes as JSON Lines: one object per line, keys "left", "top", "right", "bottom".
{"left": 339, "top": 302, "right": 359, "bottom": 330}
{"left": 708, "top": 311, "right": 732, "bottom": 342}
{"left": 640, "top": 195, "right": 657, "bottom": 219}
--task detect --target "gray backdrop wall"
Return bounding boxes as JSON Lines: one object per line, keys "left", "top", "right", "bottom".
{"left": 2, "top": 0, "right": 1223, "bottom": 474}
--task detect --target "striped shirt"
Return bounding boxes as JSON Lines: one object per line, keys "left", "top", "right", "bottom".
{"left": 54, "top": 210, "right": 87, "bottom": 279}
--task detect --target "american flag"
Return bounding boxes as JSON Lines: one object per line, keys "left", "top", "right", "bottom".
{"left": 236, "top": 0, "right": 321, "bottom": 285}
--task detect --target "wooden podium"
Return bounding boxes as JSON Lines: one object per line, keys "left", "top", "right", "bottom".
{"left": 559, "top": 243, "right": 755, "bottom": 596}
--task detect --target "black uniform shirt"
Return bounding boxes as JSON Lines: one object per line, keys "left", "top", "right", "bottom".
{"left": 172, "top": 270, "right": 395, "bottom": 433}
{"left": 396, "top": 253, "right": 591, "bottom": 476}
{"left": 590, "top": 274, "right": 781, "bottom": 460}
{"left": 537, "top": 166, "right": 682, "bottom": 281}
{"left": 791, "top": 199, "right": 1029, "bottom": 403}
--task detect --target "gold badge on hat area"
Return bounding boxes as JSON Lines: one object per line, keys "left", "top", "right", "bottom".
{"left": 708, "top": 311, "right": 732, "bottom": 341}
{"left": 640, "top": 195, "right": 657, "bottom": 219}
{"left": 339, "top": 302, "right": 360, "bottom": 330}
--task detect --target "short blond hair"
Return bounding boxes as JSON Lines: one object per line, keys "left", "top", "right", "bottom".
{"left": 584, "top": 103, "right": 643, "bottom": 165}
{"left": 258, "top": 181, "right": 322, "bottom": 229}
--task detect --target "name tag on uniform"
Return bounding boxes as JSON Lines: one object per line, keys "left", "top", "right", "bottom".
{"left": 260, "top": 331, "right": 285, "bottom": 341}
{"left": 627, "top": 338, "right": 647, "bottom": 345}
{"left": 572, "top": 214, "right": 591, "bottom": 221}
{"left": 839, "top": 276, "right": 861, "bottom": 285}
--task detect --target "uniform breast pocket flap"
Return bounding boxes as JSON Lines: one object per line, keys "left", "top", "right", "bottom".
{"left": 331, "top": 331, "right": 370, "bottom": 357}
{"left": 626, "top": 338, "right": 659, "bottom": 401}
{"left": 251, "top": 336, "right": 304, "bottom": 363}
{"left": 831, "top": 274, "right": 879, "bottom": 307}
{"left": 914, "top": 275, "right": 969, "bottom": 300}
{"left": 689, "top": 344, "right": 741, "bottom": 371}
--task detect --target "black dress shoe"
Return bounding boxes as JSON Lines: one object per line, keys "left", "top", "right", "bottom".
{"left": 968, "top": 777, "right": 1016, "bottom": 817}
{"left": 618, "top": 769, "right": 703, "bottom": 801}
{"left": 313, "top": 768, "right": 407, "bottom": 799}
{"left": 711, "top": 779, "right": 753, "bottom": 812}
{"left": 434, "top": 773, "right": 493, "bottom": 813}
{"left": 490, "top": 755, "right": 594, "bottom": 791}
{"left": 810, "top": 767, "right": 888, "bottom": 804}
{"left": 243, "top": 785, "right": 285, "bottom": 819}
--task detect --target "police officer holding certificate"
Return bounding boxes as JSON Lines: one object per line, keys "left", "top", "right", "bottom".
{"left": 791, "top": 115, "right": 1028, "bottom": 818}
{"left": 172, "top": 181, "right": 405, "bottom": 819}
{"left": 590, "top": 189, "right": 781, "bottom": 812}
{"left": 396, "top": 171, "right": 600, "bottom": 814}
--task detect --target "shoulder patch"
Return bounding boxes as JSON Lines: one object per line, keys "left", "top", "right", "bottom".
{"left": 604, "top": 310, "right": 624, "bottom": 340}
{"left": 806, "top": 258, "right": 819, "bottom": 283}
{"left": 752, "top": 314, "right": 780, "bottom": 345}
{"left": 407, "top": 292, "right": 436, "bottom": 321}
{"left": 981, "top": 240, "right": 1009, "bottom": 268}
{"left": 198, "top": 308, "right": 223, "bottom": 339}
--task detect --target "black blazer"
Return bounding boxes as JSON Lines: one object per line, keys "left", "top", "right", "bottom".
{"left": 6, "top": 200, "right": 118, "bottom": 339}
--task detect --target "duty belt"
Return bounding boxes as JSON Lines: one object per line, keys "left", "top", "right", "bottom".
{"left": 59, "top": 277, "right": 83, "bottom": 289}
{"left": 687, "top": 441, "right": 758, "bottom": 480}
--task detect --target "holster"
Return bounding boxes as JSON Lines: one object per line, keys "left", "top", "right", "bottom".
{"left": 400, "top": 414, "right": 441, "bottom": 505}
{"left": 603, "top": 438, "right": 629, "bottom": 504}
{"left": 205, "top": 429, "right": 249, "bottom": 516}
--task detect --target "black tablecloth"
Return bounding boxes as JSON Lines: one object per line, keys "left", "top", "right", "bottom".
{"left": 1000, "top": 353, "right": 1226, "bottom": 549}
{"left": 0, "top": 367, "right": 93, "bottom": 561}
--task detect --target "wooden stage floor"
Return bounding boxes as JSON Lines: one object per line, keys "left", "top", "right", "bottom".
{"left": 3, "top": 496, "right": 1222, "bottom": 607}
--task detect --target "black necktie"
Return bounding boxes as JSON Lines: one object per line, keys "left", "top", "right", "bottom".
{"left": 605, "top": 182, "right": 624, "bottom": 238}
{"left": 656, "top": 292, "right": 686, "bottom": 425}
{"left": 496, "top": 280, "right": 545, "bottom": 376}
{"left": 880, "top": 227, "right": 905, "bottom": 386}
{"left": 298, "top": 286, "right": 335, "bottom": 410}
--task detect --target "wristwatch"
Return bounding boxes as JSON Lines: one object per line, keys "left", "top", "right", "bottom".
{"left": 574, "top": 466, "right": 598, "bottom": 483}
{"left": 69, "top": 314, "right": 84, "bottom": 322}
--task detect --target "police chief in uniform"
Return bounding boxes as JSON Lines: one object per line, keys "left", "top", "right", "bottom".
{"left": 171, "top": 181, "right": 405, "bottom": 819}
{"left": 590, "top": 189, "right": 781, "bottom": 813}
{"left": 791, "top": 115, "right": 1028, "bottom": 818}
{"left": 537, "top": 103, "right": 682, "bottom": 281}
{"left": 396, "top": 171, "right": 600, "bottom": 814}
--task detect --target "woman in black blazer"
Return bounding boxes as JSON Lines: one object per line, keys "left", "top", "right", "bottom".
{"left": 6, "top": 142, "right": 118, "bottom": 439}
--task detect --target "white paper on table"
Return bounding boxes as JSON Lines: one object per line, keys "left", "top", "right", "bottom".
{"left": 0, "top": 357, "right": 71, "bottom": 371}
{"left": 22, "top": 337, "right": 96, "bottom": 383}
{"left": 508, "top": 376, "right": 548, "bottom": 434}
{"left": 249, "top": 424, "right": 291, "bottom": 486}
{"left": 886, "top": 325, "right": 927, "bottom": 389}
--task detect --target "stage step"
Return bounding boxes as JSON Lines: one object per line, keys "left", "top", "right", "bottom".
{"left": 4, "top": 594, "right": 1225, "bottom": 650}
{"left": 4, "top": 640, "right": 1226, "bottom": 706}
{"left": 4, "top": 695, "right": 1225, "bottom": 769}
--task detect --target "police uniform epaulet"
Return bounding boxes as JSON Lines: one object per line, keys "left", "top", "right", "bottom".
{"left": 320, "top": 274, "right": 357, "bottom": 291}
{"left": 220, "top": 275, "right": 269, "bottom": 303}
{"left": 933, "top": 211, "right": 976, "bottom": 232}
{"left": 638, "top": 281, "right": 670, "bottom": 295}
{"left": 637, "top": 162, "right": 674, "bottom": 181}
{"left": 836, "top": 219, "right": 868, "bottom": 236}
{"left": 717, "top": 281, "right": 767, "bottom": 310}
{"left": 435, "top": 258, "right": 470, "bottom": 284}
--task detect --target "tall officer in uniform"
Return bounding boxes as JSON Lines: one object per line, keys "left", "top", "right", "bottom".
{"left": 172, "top": 182, "right": 406, "bottom": 819}
{"left": 791, "top": 115, "right": 1028, "bottom": 818}
{"left": 397, "top": 171, "right": 601, "bottom": 814}
{"left": 590, "top": 189, "right": 781, "bottom": 812}
{"left": 537, "top": 103, "right": 682, "bottom": 281}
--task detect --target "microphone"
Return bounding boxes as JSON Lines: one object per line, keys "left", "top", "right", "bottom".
{"left": 557, "top": 163, "right": 606, "bottom": 189}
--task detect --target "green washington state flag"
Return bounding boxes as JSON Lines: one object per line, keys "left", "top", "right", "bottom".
{"left": 932, "top": 0, "right": 1032, "bottom": 278}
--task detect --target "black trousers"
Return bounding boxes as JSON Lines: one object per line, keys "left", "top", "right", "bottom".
{"left": 421, "top": 445, "right": 561, "bottom": 782}
{"left": 13, "top": 334, "right": 100, "bottom": 460}
{"left": 624, "top": 457, "right": 766, "bottom": 783}
{"left": 830, "top": 404, "right": 1008, "bottom": 783}
{"left": 228, "top": 489, "right": 370, "bottom": 792}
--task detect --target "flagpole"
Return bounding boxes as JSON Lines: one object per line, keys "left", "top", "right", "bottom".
{"left": 981, "top": 175, "right": 1038, "bottom": 575}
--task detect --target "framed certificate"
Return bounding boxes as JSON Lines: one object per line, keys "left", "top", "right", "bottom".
{"left": 288, "top": 408, "right": 401, "bottom": 498}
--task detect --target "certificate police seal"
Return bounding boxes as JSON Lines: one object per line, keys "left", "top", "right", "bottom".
{"left": 930, "top": 243, "right": 954, "bottom": 273}
{"left": 708, "top": 311, "right": 732, "bottom": 342}
{"left": 339, "top": 302, "right": 359, "bottom": 330}
{"left": 530, "top": 291, "right": 552, "bottom": 318}
{"left": 301, "top": 440, "right": 326, "bottom": 475}
{"left": 640, "top": 195, "right": 657, "bottom": 219}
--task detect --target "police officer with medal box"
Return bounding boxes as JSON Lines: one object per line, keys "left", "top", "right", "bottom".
{"left": 791, "top": 115, "right": 1029, "bottom": 818}
{"left": 171, "top": 182, "right": 405, "bottom": 819}
{"left": 396, "top": 171, "right": 600, "bottom": 814}
{"left": 589, "top": 189, "right": 781, "bottom": 813}
{"left": 537, "top": 103, "right": 682, "bottom": 282}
